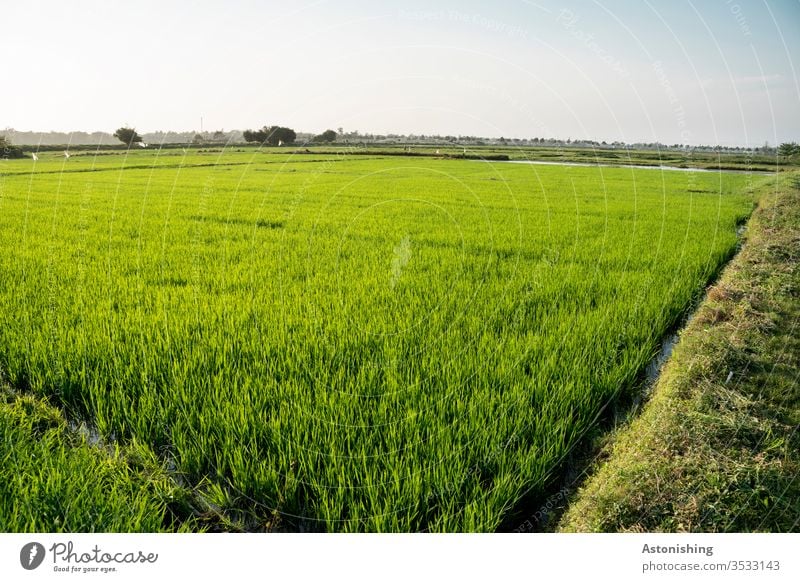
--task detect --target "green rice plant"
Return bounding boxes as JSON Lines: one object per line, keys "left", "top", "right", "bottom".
{"left": 0, "top": 386, "right": 195, "bottom": 532}
{"left": 0, "top": 149, "right": 763, "bottom": 531}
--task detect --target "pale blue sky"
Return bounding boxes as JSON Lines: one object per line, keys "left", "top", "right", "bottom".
{"left": 3, "top": 0, "right": 798, "bottom": 146}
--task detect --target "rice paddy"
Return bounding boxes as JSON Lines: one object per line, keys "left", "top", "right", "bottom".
{"left": 0, "top": 148, "right": 760, "bottom": 531}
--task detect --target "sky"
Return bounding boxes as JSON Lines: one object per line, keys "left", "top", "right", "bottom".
{"left": 2, "top": 0, "right": 799, "bottom": 146}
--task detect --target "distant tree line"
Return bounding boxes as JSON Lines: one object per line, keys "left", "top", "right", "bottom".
{"left": 3, "top": 125, "right": 796, "bottom": 154}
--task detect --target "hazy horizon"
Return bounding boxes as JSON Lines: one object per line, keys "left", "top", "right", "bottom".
{"left": 3, "top": 0, "right": 799, "bottom": 147}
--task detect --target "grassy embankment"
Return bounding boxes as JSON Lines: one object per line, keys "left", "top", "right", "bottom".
{"left": 559, "top": 171, "right": 800, "bottom": 532}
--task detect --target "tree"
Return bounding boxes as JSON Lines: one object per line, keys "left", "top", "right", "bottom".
{"left": 242, "top": 125, "right": 296, "bottom": 146}
{"left": 313, "top": 129, "right": 337, "bottom": 143}
{"left": 0, "top": 135, "right": 24, "bottom": 158}
{"left": 242, "top": 129, "right": 263, "bottom": 143}
{"left": 113, "top": 127, "right": 142, "bottom": 146}
{"left": 778, "top": 142, "right": 800, "bottom": 156}
{"left": 270, "top": 126, "right": 296, "bottom": 145}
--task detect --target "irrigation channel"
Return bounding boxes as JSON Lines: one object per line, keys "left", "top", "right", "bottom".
{"left": 503, "top": 216, "right": 750, "bottom": 533}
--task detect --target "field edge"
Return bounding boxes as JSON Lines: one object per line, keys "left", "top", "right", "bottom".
{"left": 557, "top": 171, "right": 800, "bottom": 532}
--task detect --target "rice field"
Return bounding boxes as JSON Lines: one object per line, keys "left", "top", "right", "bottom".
{"left": 0, "top": 148, "right": 759, "bottom": 531}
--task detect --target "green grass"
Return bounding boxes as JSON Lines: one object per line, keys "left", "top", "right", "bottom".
{"left": 559, "top": 172, "right": 800, "bottom": 532}
{"left": 0, "top": 148, "right": 764, "bottom": 531}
